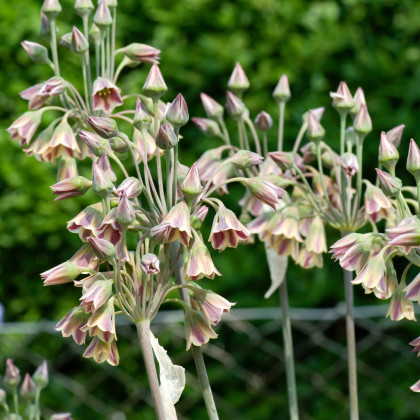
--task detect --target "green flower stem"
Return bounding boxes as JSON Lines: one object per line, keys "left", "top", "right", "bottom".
{"left": 136, "top": 321, "right": 167, "bottom": 420}
{"left": 101, "top": 34, "right": 106, "bottom": 78}
{"left": 81, "top": 54, "right": 91, "bottom": 114}
{"left": 173, "top": 143, "right": 179, "bottom": 208}
{"left": 351, "top": 135, "right": 365, "bottom": 225}
{"left": 217, "top": 117, "right": 232, "bottom": 146}
{"left": 416, "top": 179, "right": 420, "bottom": 214}
{"left": 82, "top": 15, "right": 93, "bottom": 109}
{"left": 279, "top": 279, "right": 299, "bottom": 420}
{"left": 263, "top": 132, "right": 268, "bottom": 157}
{"left": 244, "top": 116, "right": 262, "bottom": 156}
{"left": 339, "top": 113, "right": 349, "bottom": 222}
{"left": 12, "top": 388, "right": 18, "bottom": 416}
{"left": 204, "top": 177, "right": 247, "bottom": 200}
{"left": 153, "top": 99, "right": 167, "bottom": 213}
{"left": 277, "top": 101, "right": 286, "bottom": 151}
{"left": 106, "top": 27, "right": 111, "bottom": 79}
{"left": 95, "top": 43, "right": 100, "bottom": 79}
{"left": 239, "top": 118, "right": 250, "bottom": 150}
{"left": 169, "top": 242, "right": 219, "bottom": 420}
{"left": 50, "top": 19, "right": 60, "bottom": 76}
{"left": 35, "top": 387, "right": 41, "bottom": 420}
{"left": 342, "top": 266, "right": 359, "bottom": 420}
{"left": 111, "top": 7, "right": 117, "bottom": 77}
{"left": 292, "top": 123, "right": 307, "bottom": 155}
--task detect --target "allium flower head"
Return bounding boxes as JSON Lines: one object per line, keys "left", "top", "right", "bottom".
{"left": 92, "top": 78, "right": 123, "bottom": 113}
{"left": 209, "top": 204, "right": 250, "bottom": 251}
{"left": 186, "top": 234, "right": 221, "bottom": 280}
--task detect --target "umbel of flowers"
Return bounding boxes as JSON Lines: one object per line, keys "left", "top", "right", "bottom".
{"left": 8, "top": 1, "right": 285, "bottom": 419}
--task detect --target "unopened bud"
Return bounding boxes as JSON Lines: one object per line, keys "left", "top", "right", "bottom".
{"left": 386, "top": 124, "right": 405, "bottom": 148}
{"left": 40, "top": 12, "right": 51, "bottom": 40}
{"left": 51, "top": 176, "right": 92, "bottom": 201}
{"left": 133, "top": 98, "right": 152, "bottom": 131}
{"left": 20, "top": 373, "right": 36, "bottom": 402}
{"left": 97, "top": 153, "right": 116, "bottom": 182}
{"left": 88, "top": 237, "right": 115, "bottom": 259}
{"left": 87, "top": 116, "right": 118, "bottom": 138}
{"left": 156, "top": 123, "right": 178, "bottom": 150}
{"left": 142, "top": 64, "right": 167, "bottom": 99}
{"left": 254, "top": 111, "right": 273, "bottom": 131}
{"left": 181, "top": 162, "right": 202, "bottom": 200}
{"left": 60, "top": 33, "right": 72, "bottom": 49}
{"left": 92, "top": 161, "right": 113, "bottom": 198}
{"left": 227, "top": 62, "right": 250, "bottom": 96}
{"left": 307, "top": 110, "right": 325, "bottom": 142}
{"left": 117, "top": 43, "right": 160, "bottom": 64}
{"left": 331, "top": 81, "right": 353, "bottom": 113}
{"left": 229, "top": 150, "right": 263, "bottom": 169}
{"left": 93, "top": 0, "right": 113, "bottom": 30}
{"left": 226, "top": 91, "right": 245, "bottom": 119}
{"left": 32, "top": 361, "right": 49, "bottom": 390}
{"left": 191, "top": 118, "right": 222, "bottom": 138}
{"left": 379, "top": 132, "right": 399, "bottom": 173}
{"left": 376, "top": 168, "right": 402, "bottom": 197}
{"left": 166, "top": 94, "right": 189, "bottom": 129}
{"left": 268, "top": 151, "right": 295, "bottom": 171}
{"left": 75, "top": 0, "right": 94, "bottom": 17}
{"left": 200, "top": 93, "right": 224, "bottom": 119}
{"left": 89, "top": 24, "right": 101, "bottom": 46}
{"left": 71, "top": 27, "right": 89, "bottom": 54}
{"left": 115, "top": 195, "right": 135, "bottom": 225}
{"left": 353, "top": 104, "right": 372, "bottom": 136}
{"left": 407, "top": 139, "right": 420, "bottom": 180}
{"left": 350, "top": 87, "right": 366, "bottom": 118}
{"left": 41, "top": 0, "right": 62, "bottom": 20}
{"left": 21, "top": 41, "right": 51, "bottom": 65}
{"left": 79, "top": 130, "right": 112, "bottom": 156}
{"left": 273, "top": 74, "right": 291, "bottom": 103}
{"left": 5, "top": 359, "right": 21, "bottom": 389}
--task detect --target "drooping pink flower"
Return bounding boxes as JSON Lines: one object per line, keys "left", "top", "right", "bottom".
{"left": 184, "top": 308, "right": 218, "bottom": 350}
{"left": 140, "top": 253, "right": 160, "bottom": 275}
{"left": 364, "top": 180, "right": 393, "bottom": 223}
{"left": 41, "top": 261, "right": 86, "bottom": 286}
{"left": 387, "top": 217, "right": 420, "bottom": 252}
{"left": 386, "top": 287, "right": 416, "bottom": 321}
{"left": 67, "top": 203, "right": 104, "bottom": 241}
{"left": 92, "top": 77, "right": 123, "bottom": 113}
{"left": 55, "top": 307, "right": 89, "bottom": 345}
{"left": 83, "top": 337, "right": 119, "bottom": 366}
{"left": 7, "top": 111, "right": 42, "bottom": 145}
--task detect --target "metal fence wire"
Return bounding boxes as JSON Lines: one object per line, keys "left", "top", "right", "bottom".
{"left": 0, "top": 304, "right": 419, "bottom": 420}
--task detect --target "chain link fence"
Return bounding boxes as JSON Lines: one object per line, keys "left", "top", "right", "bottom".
{"left": 0, "top": 304, "right": 419, "bottom": 419}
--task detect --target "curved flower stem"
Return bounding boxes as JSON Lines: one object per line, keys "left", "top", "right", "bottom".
{"left": 244, "top": 116, "right": 262, "bottom": 156}
{"left": 153, "top": 99, "right": 167, "bottom": 213}
{"left": 342, "top": 255, "right": 359, "bottom": 420}
{"left": 136, "top": 321, "right": 167, "bottom": 420}
{"left": 279, "top": 279, "right": 299, "bottom": 420}
{"left": 217, "top": 117, "right": 231, "bottom": 146}
{"left": 292, "top": 123, "right": 307, "bottom": 155}
{"left": 169, "top": 242, "right": 219, "bottom": 420}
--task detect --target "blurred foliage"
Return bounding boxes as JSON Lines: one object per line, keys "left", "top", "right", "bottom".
{"left": 1, "top": 0, "right": 420, "bottom": 417}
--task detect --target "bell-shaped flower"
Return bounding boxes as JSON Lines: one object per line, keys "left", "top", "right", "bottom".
{"left": 404, "top": 273, "right": 420, "bottom": 304}
{"left": 387, "top": 217, "right": 420, "bottom": 252}
{"left": 57, "top": 156, "right": 78, "bottom": 181}
{"left": 51, "top": 176, "right": 92, "bottom": 201}
{"left": 80, "top": 279, "right": 113, "bottom": 314}
{"left": 209, "top": 204, "right": 250, "bottom": 251}
{"left": 296, "top": 247, "right": 323, "bottom": 269}
{"left": 7, "top": 111, "right": 42, "bottom": 146}
{"left": 20, "top": 83, "right": 48, "bottom": 110}
{"left": 83, "top": 337, "right": 119, "bottom": 365}
{"left": 340, "top": 153, "right": 359, "bottom": 177}
{"left": 47, "top": 119, "right": 81, "bottom": 161}
{"left": 96, "top": 210, "right": 123, "bottom": 245}
{"left": 87, "top": 237, "right": 115, "bottom": 261}
{"left": 69, "top": 243, "right": 100, "bottom": 271}
{"left": 150, "top": 201, "right": 192, "bottom": 246}
{"left": 191, "top": 205, "right": 209, "bottom": 230}
{"left": 55, "top": 307, "right": 89, "bottom": 345}
{"left": 67, "top": 203, "right": 103, "bottom": 241}
{"left": 191, "top": 286, "right": 234, "bottom": 325}
{"left": 186, "top": 234, "right": 221, "bottom": 280}
{"left": 305, "top": 216, "right": 327, "bottom": 254}
{"left": 352, "top": 250, "right": 387, "bottom": 290}
{"left": 117, "top": 177, "right": 143, "bottom": 199}
{"left": 85, "top": 297, "right": 116, "bottom": 342}
{"left": 364, "top": 180, "right": 393, "bottom": 223}
{"left": 41, "top": 261, "right": 86, "bottom": 286}
{"left": 184, "top": 307, "right": 218, "bottom": 350}
{"left": 243, "top": 177, "right": 286, "bottom": 210}
{"left": 269, "top": 207, "right": 303, "bottom": 242}
{"left": 386, "top": 287, "right": 416, "bottom": 321}
{"left": 92, "top": 77, "right": 123, "bottom": 113}
{"left": 140, "top": 253, "right": 160, "bottom": 275}
{"left": 270, "top": 236, "right": 300, "bottom": 261}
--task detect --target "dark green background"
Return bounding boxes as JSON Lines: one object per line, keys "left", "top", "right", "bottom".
{"left": 1, "top": 0, "right": 420, "bottom": 418}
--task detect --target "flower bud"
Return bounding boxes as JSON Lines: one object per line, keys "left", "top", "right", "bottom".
{"left": 79, "top": 130, "right": 112, "bottom": 156}
{"left": 87, "top": 116, "right": 118, "bottom": 139}
{"left": 166, "top": 94, "right": 189, "bottom": 129}
{"left": 40, "top": 12, "right": 51, "bottom": 40}
{"left": 353, "top": 104, "right": 372, "bottom": 136}
{"left": 41, "top": 0, "right": 62, "bottom": 20}
{"left": 181, "top": 162, "right": 202, "bottom": 201}
{"left": 407, "top": 139, "right": 420, "bottom": 180}
{"left": 229, "top": 150, "right": 263, "bottom": 169}
{"left": 41, "top": 261, "right": 85, "bottom": 286}
{"left": 117, "top": 43, "right": 160, "bottom": 64}
{"left": 307, "top": 110, "right": 325, "bottom": 142}
{"left": 60, "top": 33, "right": 72, "bottom": 49}
{"left": 133, "top": 98, "right": 152, "bottom": 131}
{"left": 142, "top": 63, "right": 167, "bottom": 99}
{"left": 386, "top": 124, "right": 405, "bottom": 148}
{"left": 331, "top": 81, "right": 353, "bottom": 113}
{"left": 115, "top": 195, "right": 135, "bottom": 225}
{"left": 90, "top": 24, "right": 102, "bottom": 46}
{"left": 75, "top": 0, "right": 94, "bottom": 17}
{"left": 273, "top": 74, "right": 291, "bottom": 103}
{"left": 227, "top": 62, "right": 250, "bottom": 96}
{"left": 156, "top": 123, "right": 178, "bottom": 150}
{"left": 32, "top": 361, "right": 49, "bottom": 390}
{"left": 97, "top": 153, "right": 116, "bottom": 182}
{"left": 379, "top": 132, "right": 399, "bottom": 173}
{"left": 254, "top": 111, "right": 273, "bottom": 132}
{"left": 87, "top": 237, "right": 115, "bottom": 259}
{"left": 226, "top": 91, "right": 245, "bottom": 119}
{"left": 51, "top": 176, "right": 92, "bottom": 201}
{"left": 106, "top": 0, "right": 118, "bottom": 9}
{"left": 200, "top": 93, "right": 224, "bottom": 119}
{"left": 376, "top": 168, "right": 402, "bottom": 197}
{"left": 93, "top": 0, "right": 112, "bottom": 30}
{"left": 243, "top": 177, "right": 286, "bottom": 209}
{"left": 20, "top": 373, "right": 36, "bottom": 402}
{"left": 140, "top": 253, "right": 160, "bottom": 275}
{"left": 302, "top": 107, "right": 325, "bottom": 124}
{"left": 92, "top": 161, "right": 114, "bottom": 198}
{"left": 350, "top": 87, "right": 366, "bottom": 118}
{"left": 117, "top": 177, "right": 143, "bottom": 198}
{"left": 268, "top": 151, "right": 296, "bottom": 171}
{"left": 5, "top": 359, "right": 21, "bottom": 389}
{"left": 340, "top": 153, "right": 359, "bottom": 177}
{"left": 191, "top": 118, "right": 222, "bottom": 138}
{"left": 71, "top": 27, "right": 89, "bottom": 54}
{"left": 21, "top": 41, "right": 51, "bottom": 65}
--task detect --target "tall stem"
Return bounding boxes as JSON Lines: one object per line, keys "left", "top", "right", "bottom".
{"left": 136, "top": 321, "right": 167, "bottom": 420}
{"left": 169, "top": 242, "right": 219, "bottom": 420}
{"left": 111, "top": 8, "right": 116, "bottom": 77}
{"left": 277, "top": 101, "right": 285, "bottom": 151}
{"left": 342, "top": 264, "right": 359, "bottom": 420}
{"left": 82, "top": 15, "right": 92, "bottom": 110}
{"left": 50, "top": 19, "right": 60, "bottom": 76}
{"left": 35, "top": 388, "right": 41, "bottom": 420}
{"left": 279, "top": 280, "right": 299, "bottom": 420}
{"left": 12, "top": 389, "right": 19, "bottom": 415}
